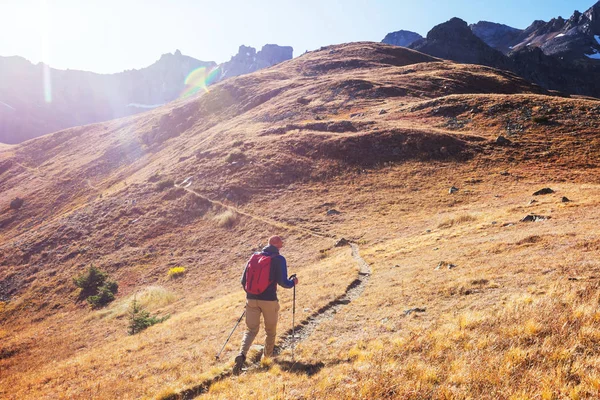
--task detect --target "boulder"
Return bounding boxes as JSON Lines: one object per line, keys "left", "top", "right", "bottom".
{"left": 533, "top": 188, "right": 554, "bottom": 195}
{"left": 9, "top": 197, "right": 24, "bottom": 210}
{"left": 521, "top": 214, "right": 550, "bottom": 222}
{"left": 496, "top": 135, "right": 512, "bottom": 145}
{"left": 334, "top": 238, "right": 349, "bottom": 247}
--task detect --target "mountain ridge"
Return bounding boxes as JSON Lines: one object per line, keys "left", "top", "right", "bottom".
{"left": 0, "top": 44, "right": 293, "bottom": 145}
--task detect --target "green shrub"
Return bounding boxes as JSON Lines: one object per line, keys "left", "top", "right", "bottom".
{"left": 87, "top": 283, "right": 117, "bottom": 309}
{"left": 128, "top": 298, "right": 170, "bottom": 335}
{"left": 73, "top": 265, "right": 118, "bottom": 308}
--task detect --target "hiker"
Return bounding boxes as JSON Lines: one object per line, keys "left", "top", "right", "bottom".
{"left": 235, "top": 235, "right": 298, "bottom": 369}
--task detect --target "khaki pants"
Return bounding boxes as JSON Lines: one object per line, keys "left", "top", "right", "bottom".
{"left": 239, "top": 299, "right": 280, "bottom": 357}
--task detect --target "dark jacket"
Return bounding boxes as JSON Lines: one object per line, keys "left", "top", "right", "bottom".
{"left": 241, "top": 245, "right": 295, "bottom": 301}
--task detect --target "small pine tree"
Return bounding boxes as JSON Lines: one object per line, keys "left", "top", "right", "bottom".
{"left": 73, "top": 265, "right": 107, "bottom": 296}
{"left": 73, "top": 265, "right": 118, "bottom": 308}
{"left": 127, "top": 298, "right": 169, "bottom": 335}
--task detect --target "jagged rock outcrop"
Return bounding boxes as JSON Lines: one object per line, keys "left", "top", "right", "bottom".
{"left": 380, "top": 5, "right": 600, "bottom": 98}
{"left": 218, "top": 44, "right": 293, "bottom": 80}
{"left": 409, "top": 18, "right": 513, "bottom": 71}
{"left": 471, "top": 1, "right": 600, "bottom": 60}
{"left": 381, "top": 30, "right": 423, "bottom": 47}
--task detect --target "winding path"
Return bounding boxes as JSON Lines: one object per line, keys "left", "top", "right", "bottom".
{"left": 165, "top": 181, "right": 372, "bottom": 399}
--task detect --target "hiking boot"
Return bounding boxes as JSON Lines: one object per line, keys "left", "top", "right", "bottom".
{"left": 233, "top": 354, "right": 246, "bottom": 374}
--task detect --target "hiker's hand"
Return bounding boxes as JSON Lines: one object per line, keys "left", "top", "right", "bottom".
{"left": 293, "top": 277, "right": 298, "bottom": 285}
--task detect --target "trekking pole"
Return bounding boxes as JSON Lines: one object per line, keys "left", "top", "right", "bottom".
{"left": 215, "top": 309, "right": 246, "bottom": 360}
{"left": 290, "top": 274, "right": 297, "bottom": 360}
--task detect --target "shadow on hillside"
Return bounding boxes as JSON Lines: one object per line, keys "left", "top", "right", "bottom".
{"left": 274, "top": 360, "right": 325, "bottom": 377}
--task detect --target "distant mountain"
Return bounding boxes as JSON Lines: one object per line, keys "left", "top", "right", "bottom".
{"left": 381, "top": 30, "right": 423, "bottom": 47}
{"left": 409, "top": 18, "right": 513, "bottom": 71}
{"left": 219, "top": 44, "right": 293, "bottom": 80}
{"left": 469, "top": 21, "right": 523, "bottom": 54}
{"left": 382, "top": 1, "right": 600, "bottom": 98}
{"left": 0, "top": 45, "right": 293, "bottom": 144}
{"left": 471, "top": 1, "right": 600, "bottom": 61}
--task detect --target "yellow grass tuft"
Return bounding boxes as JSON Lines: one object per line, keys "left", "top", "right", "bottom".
{"left": 437, "top": 214, "right": 478, "bottom": 229}
{"left": 213, "top": 209, "right": 239, "bottom": 228}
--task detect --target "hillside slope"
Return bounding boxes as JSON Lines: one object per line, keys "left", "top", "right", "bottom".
{"left": 2, "top": 42, "right": 600, "bottom": 399}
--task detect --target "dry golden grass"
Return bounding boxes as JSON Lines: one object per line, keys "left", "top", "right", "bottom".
{"left": 213, "top": 209, "right": 239, "bottom": 228}
{"left": 3, "top": 42, "right": 600, "bottom": 399}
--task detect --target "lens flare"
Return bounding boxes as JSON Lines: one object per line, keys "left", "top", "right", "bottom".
{"left": 181, "top": 66, "right": 221, "bottom": 98}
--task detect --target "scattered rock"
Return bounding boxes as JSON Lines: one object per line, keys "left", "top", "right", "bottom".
{"left": 521, "top": 214, "right": 550, "bottom": 222}
{"left": 9, "top": 197, "right": 24, "bottom": 210}
{"left": 327, "top": 209, "right": 341, "bottom": 216}
{"left": 435, "top": 261, "right": 457, "bottom": 270}
{"left": 528, "top": 199, "right": 538, "bottom": 205}
{"left": 303, "top": 308, "right": 312, "bottom": 312}
{"left": 561, "top": 196, "right": 571, "bottom": 203}
{"left": 349, "top": 112, "right": 364, "bottom": 118}
{"left": 500, "top": 171, "right": 511, "bottom": 176}
{"left": 533, "top": 188, "right": 554, "bottom": 196}
{"left": 495, "top": 135, "right": 511, "bottom": 145}
{"left": 393, "top": 264, "right": 400, "bottom": 268}
{"left": 379, "top": 109, "right": 388, "bottom": 115}
{"left": 449, "top": 186, "right": 459, "bottom": 194}
{"left": 334, "top": 238, "right": 349, "bottom": 247}
{"left": 404, "top": 308, "right": 426, "bottom": 316}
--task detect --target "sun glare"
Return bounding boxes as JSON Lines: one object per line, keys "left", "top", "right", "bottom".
{"left": 40, "top": 0, "right": 52, "bottom": 103}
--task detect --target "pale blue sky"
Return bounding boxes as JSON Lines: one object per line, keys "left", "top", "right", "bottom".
{"left": 0, "top": 0, "right": 595, "bottom": 73}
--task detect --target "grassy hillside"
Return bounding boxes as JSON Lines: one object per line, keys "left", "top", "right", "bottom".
{"left": 1, "top": 42, "right": 600, "bottom": 399}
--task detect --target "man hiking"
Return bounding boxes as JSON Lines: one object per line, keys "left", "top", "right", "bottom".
{"left": 234, "top": 235, "right": 298, "bottom": 370}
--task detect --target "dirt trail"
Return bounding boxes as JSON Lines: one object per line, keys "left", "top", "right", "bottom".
{"left": 176, "top": 182, "right": 333, "bottom": 239}
{"left": 163, "top": 182, "right": 373, "bottom": 399}
{"left": 275, "top": 243, "right": 371, "bottom": 352}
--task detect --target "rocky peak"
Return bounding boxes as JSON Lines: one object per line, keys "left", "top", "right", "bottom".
{"left": 583, "top": 1, "right": 600, "bottom": 34}
{"left": 409, "top": 17, "right": 512, "bottom": 70}
{"left": 257, "top": 44, "right": 293, "bottom": 65}
{"left": 218, "top": 44, "right": 293, "bottom": 80}
{"left": 381, "top": 30, "right": 423, "bottom": 47}
{"left": 427, "top": 17, "right": 473, "bottom": 42}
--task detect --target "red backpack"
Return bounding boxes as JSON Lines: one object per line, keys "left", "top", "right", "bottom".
{"left": 244, "top": 253, "right": 274, "bottom": 294}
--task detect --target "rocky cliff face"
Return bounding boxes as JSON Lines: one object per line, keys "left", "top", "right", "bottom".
{"left": 381, "top": 30, "right": 423, "bottom": 47}
{"left": 409, "top": 18, "right": 513, "bottom": 71}
{"left": 218, "top": 44, "right": 293, "bottom": 80}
